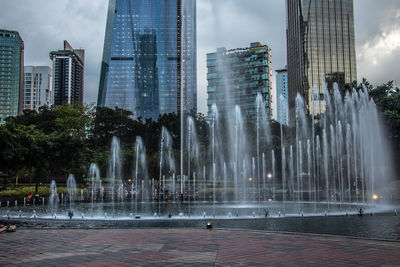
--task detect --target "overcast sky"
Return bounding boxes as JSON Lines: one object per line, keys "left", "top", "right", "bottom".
{"left": 1, "top": 0, "right": 399, "bottom": 114}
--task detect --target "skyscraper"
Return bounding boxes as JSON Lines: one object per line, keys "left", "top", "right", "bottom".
{"left": 0, "top": 29, "right": 24, "bottom": 121}
{"left": 207, "top": 42, "right": 272, "bottom": 122}
{"left": 97, "top": 0, "right": 196, "bottom": 120}
{"left": 50, "top": 41, "right": 84, "bottom": 106}
{"left": 286, "top": 0, "right": 357, "bottom": 119}
{"left": 23, "top": 66, "right": 53, "bottom": 111}
{"left": 276, "top": 69, "right": 289, "bottom": 125}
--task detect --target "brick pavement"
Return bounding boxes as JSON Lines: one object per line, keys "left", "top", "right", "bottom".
{"left": 0, "top": 228, "right": 399, "bottom": 266}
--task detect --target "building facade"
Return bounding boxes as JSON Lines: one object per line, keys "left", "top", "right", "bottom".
{"left": 97, "top": 0, "right": 196, "bottom": 120}
{"left": 207, "top": 42, "right": 272, "bottom": 122}
{"left": 0, "top": 29, "right": 24, "bottom": 121}
{"left": 276, "top": 69, "right": 289, "bottom": 125}
{"left": 286, "top": 0, "right": 357, "bottom": 117}
{"left": 23, "top": 66, "right": 53, "bottom": 111}
{"left": 50, "top": 41, "right": 84, "bottom": 106}
{"left": 286, "top": 0, "right": 307, "bottom": 123}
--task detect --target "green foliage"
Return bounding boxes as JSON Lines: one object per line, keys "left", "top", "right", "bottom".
{"left": 0, "top": 185, "right": 68, "bottom": 198}
{"left": 0, "top": 80, "right": 398, "bottom": 189}
{"left": 0, "top": 105, "right": 211, "bottom": 189}
{"left": 367, "top": 80, "right": 400, "bottom": 168}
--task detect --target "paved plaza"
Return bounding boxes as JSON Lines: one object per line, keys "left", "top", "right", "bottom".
{"left": 0, "top": 228, "right": 399, "bottom": 266}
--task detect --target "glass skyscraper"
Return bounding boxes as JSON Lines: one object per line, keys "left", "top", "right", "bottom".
{"left": 97, "top": 0, "right": 196, "bottom": 120}
{"left": 0, "top": 29, "right": 24, "bottom": 122}
{"left": 276, "top": 69, "right": 289, "bottom": 125}
{"left": 286, "top": 0, "right": 357, "bottom": 118}
{"left": 207, "top": 42, "right": 272, "bottom": 122}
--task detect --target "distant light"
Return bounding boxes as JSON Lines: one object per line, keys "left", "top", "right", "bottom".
{"left": 267, "top": 173, "right": 272, "bottom": 179}
{"left": 128, "top": 179, "right": 132, "bottom": 183}
{"left": 372, "top": 194, "right": 379, "bottom": 200}
{"left": 206, "top": 221, "right": 212, "bottom": 229}
{"left": 248, "top": 177, "right": 253, "bottom": 182}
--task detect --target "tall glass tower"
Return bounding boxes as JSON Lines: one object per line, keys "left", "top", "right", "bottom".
{"left": 286, "top": 0, "right": 357, "bottom": 118}
{"left": 206, "top": 42, "right": 272, "bottom": 122}
{"left": 97, "top": 0, "right": 196, "bottom": 120}
{"left": 276, "top": 68, "right": 289, "bottom": 125}
{"left": 0, "top": 30, "right": 24, "bottom": 121}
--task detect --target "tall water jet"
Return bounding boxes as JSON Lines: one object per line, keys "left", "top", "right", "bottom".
{"left": 316, "top": 135, "right": 321, "bottom": 210}
{"left": 108, "top": 136, "right": 122, "bottom": 217}
{"left": 271, "top": 150, "right": 275, "bottom": 200}
{"left": 203, "top": 166, "right": 206, "bottom": 202}
{"left": 346, "top": 124, "right": 352, "bottom": 203}
{"left": 223, "top": 162, "right": 227, "bottom": 202}
{"left": 89, "top": 163, "right": 100, "bottom": 217}
{"left": 256, "top": 93, "right": 271, "bottom": 203}
{"left": 67, "top": 174, "right": 76, "bottom": 212}
{"left": 289, "top": 145, "right": 294, "bottom": 202}
{"left": 134, "top": 136, "right": 147, "bottom": 215}
{"left": 282, "top": 146, "right": 286, "bottom": 214}
{"left": 187, "top": 116, "right": 200, "bottom": 203}
{"left": 262, "top": 153, "right": 266, "bottom": 200}
{"left": 307, "top": 140, "right": 311, "bottom": 203}
{"left": 159, "top": 127, "right": 175, "bottom": 216}
{"left": 323, "top": 129, "right": 330, "bottom": 210}
{"left": 213, "top": 163, "right": 216, "bottom": 217}
{"left": 330, "top": 124, "right": 337, "bottom": 202}
{"left": 298, "top": 140, "right": 302, "bottom": 212}
{"left": 49, "top": 180, "right": 58, "bottom": 216}
{"left": 193, "top": 172, "right": 196, "bottom": 201}
{"left": 242, "top": 159, "right": 246, "bottom": 202}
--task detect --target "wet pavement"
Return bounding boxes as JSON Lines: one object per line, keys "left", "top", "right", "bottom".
{"left": 0, "top": 228, "right": 399, "bottom": 266}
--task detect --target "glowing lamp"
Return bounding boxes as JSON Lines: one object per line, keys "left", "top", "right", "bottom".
{"left": 372, "top": 194, "right": 379, "bottom": 200}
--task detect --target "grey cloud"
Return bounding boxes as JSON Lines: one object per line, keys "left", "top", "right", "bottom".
{"left": 0, "top": 0, "right": 399, "bottom": 114}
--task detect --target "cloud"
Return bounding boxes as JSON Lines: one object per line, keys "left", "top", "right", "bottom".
{"left": 197, "top": 0, "right": 286, "bottom": 114}
{"left": 0, "top": 0, "right": 108, "bottom": 105}
{"left": 354, "top": 0, "right": 400, "bottom": 86}
{"left": 0, "top": 0, "right": 399, "bottom": 113}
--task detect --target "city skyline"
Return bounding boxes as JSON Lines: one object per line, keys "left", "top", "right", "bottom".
{"left": 0, "top": 0, "right": 399, "bottom": 115}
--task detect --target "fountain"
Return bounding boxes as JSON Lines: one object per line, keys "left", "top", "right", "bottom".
{"left": 2, "top": 83, "right": 396, "bottom": 221}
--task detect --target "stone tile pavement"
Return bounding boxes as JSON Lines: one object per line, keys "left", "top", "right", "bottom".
{"left": 0, "top": 228, "right": 399, "bottom": 266}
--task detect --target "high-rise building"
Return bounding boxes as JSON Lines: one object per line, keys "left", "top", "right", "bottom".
{"left": 286, "top": 0, "right": 357, "bottom": 118}
{"left": 286, "top": 0, "right": 307, "bottom": 123}
{"left": 276, "top": 69, "right": 289, "bottom": 125}
{"left": 97, "top": 0, "right": 196, "bottom": 120}
{"left": 23, "top": 66, "right": 53, "bottom": 111}
{"left": 207, "top": 42, "right": 272, "bottom": 122}
{"left": 0, "top": 29, "right": 24, "bottom": 121}
{"left": 50, "top": 40, "right": 84, "bottom": 106}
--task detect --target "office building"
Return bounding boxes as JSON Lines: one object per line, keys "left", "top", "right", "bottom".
{"left": 0, "top": 29, "right": 24, "bottom": 121}
{"left": 50, "top": 40, "right": 84, "bottom": 106}
{"left": 276, "top": 69, "right": 289, "bottom": 125}
{"left": 97, "top": 0, "right": 196, "bottom": 120}
{"left": 23, "top": 66, "right": 52, "bottom": 111}
{"left": 286, "top": 0, "right": 357, "bottom": 117}
{"left": 207, "top": 42, "right": 272, "bottom": 122}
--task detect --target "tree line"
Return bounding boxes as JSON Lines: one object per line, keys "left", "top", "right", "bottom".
{"left": 0, "top": 80, "right": 398, "bottom": 191}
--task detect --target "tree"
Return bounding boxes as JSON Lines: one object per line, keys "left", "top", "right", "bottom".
{"left": 366, "top": 80, "right": 400, "bottom": 175}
